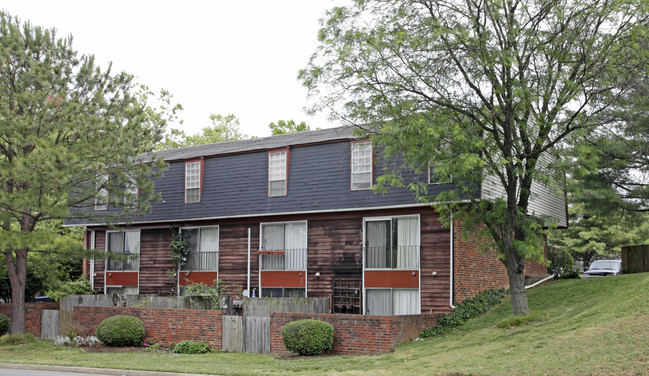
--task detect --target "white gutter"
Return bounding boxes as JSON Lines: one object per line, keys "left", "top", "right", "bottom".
{"left": 247, "top": 228, "right": 251, "bottom": 294}
{"left": 449, "top": 212, "right": 455, "bottom": 309}
{"left": 90, "top": 230, "right": 95, "bottom": 290}
{"left": 525, "top": 274, "right": 555, "bottom": 290}
{"left": 67, "top": 200, "right": 474, "bottom": 228}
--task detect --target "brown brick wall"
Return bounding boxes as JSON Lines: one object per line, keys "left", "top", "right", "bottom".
{"left": 270, "top": 312, "right": 439, "bottom": 355}
{"left": 453, "top": 221, "right": 549, "bottom": 304}
{"left": 73, "top": 306, "right": 224, "bottom": 348}
{"left": 70, "top": 306, "right": 438, "bottom": 355}
{"left": 0, "top": 303, "right": 59, "bottom": 337}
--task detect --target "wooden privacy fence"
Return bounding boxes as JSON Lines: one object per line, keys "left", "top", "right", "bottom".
{"left": 222, "top": 316, "right": 243, "bottom": 352}
{"left": 621, "top": 245, "right": 649, "bottom": 273}
{"left": 221, "top": 297, "right": 330, "bottom": 354}
{"left": 41, "top": 310, "right": 59, "bottom": 339}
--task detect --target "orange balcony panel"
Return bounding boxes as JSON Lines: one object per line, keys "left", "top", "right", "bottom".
{"left": 261, "top": 271, "right": 305, "bottom": 288}
{"left": 179, "top": 271, "right": 218, "bottom": 286}
{"left": 106, "top": 271, "right": 138, "bottom": 286}
{"left": 364, "top": 270, "right": 419, "bottom": 288}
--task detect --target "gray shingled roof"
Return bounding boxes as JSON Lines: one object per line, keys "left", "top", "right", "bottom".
{"left": 152, "top": 125, "right": 358, "bottom": 161}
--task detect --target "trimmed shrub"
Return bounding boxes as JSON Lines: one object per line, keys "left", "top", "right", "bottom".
{"left": 173, "top": 340, "right": 211, "bottom": 354}
{"left": 282, "top": 319, "right": 334, "bottom": 356}
{"left": 547, "top": 246, "right": 580, "bottom": 278}
{"left": 420, "top": 288, "right": 508, "bottom": 338}
{"left": 0, "top": 314, "right": 10, "bottom": 335}
{"left": 96, "top": 315, "right": 145, "bottom": 347}
{"left": 0, "top": 333, "right": 35, "bottom": 346}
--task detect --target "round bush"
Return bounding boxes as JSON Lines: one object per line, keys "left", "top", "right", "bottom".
{"left": 96, "top": 315, "right": 145, "bottom": 347}
{"left": 173, "top": 340, "right": 211, "bottom": 354}
{"left": 0, "top": 314, "right": 10, "bottom": 335}
{"left": 282, "top": 319, "right": 334, "bottom": 356}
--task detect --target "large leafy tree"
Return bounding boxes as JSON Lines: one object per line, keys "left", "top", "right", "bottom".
{"left": 0, "top": 12, "right": 172, "bottom": 333}
{"left": 550, "top": 82, "right": 649, "bottom": 268}
{"left": 300, "top": 0, "right": 649, "bottom": 314}
{"left": 159, "top": 113, "right": 248, "bottom": 149}
{"left": 268, "top": 120, "right": 311, "bottom": 135}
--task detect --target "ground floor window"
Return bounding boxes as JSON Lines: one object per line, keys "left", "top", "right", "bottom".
{"left": 181, "top": 226, "right": 219, "bottom": 271}
{"left": 106, "top": 230, "right": 140, "bottom": 271}
{"left": 365, "top": 288, "right": 419, "bottom": 315}
{"left": 106, "top": 286, "right": 138, "bottom": 295}
{"left": 260, "top": 287, "right": 305, "bottom": 298}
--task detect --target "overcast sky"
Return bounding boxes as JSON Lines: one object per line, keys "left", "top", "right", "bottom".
{"left": 0, "top": 1, "right": 346, "bottom": 138}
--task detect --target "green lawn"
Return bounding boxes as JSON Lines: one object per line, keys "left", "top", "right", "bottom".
{"left": 2, "top": 273, "right": 649, "bottom": 375}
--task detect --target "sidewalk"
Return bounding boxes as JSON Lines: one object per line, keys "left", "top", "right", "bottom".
{"left": 0, "top": 363, "right": 220, "bottom": 376}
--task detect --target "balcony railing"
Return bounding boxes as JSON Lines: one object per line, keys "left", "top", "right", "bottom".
{"left": 182, "top": 251, "right": 219, "bottom": 271}
{"left": 260, "top": 248, "right": 307, "bottom": 271}
{"left": 107, "top": 253, "right": 139, "bottom": 272}
{"left": 365, "top": 245, "right": 420, "bottom": 269}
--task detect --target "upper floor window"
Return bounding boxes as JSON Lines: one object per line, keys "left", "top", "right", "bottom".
{"left": 106, "top": 230, "right": 140, "bottom": 272}
{"left": 94, "top": 175, "right": 108, "bottom": 211}
{"left": 124, "top": 175, "right": 139, "bottom": 207}
{"left": 365, "top": 216, "right": 419, "bottom": 269}
{"left": 351, "top": 142, "right": 372, "bottom": 190}
{"left": 260, "top": 221, "right": 307, "bottom": 271}
{"left": 428, "top": 143, "right": 452, "bottom": 184}
{"left": 185, "top": 160, "right": 202, "bottom": 203}
{"left": 181, "top": 226, "right": 219, "bottom": 271}
{"left": 268, "top": 151, "right": 287, "bottom": 197}
{"left": 427, "top": 162, "right": 452, "bottom": 184}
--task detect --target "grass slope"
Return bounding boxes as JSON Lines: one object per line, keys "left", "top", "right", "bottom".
{"left": 1, "top": 274, "right": 648, "bottom": 375}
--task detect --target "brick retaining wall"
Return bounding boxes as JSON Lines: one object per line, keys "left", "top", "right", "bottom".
{"left": 73, "top": 306, "right": 225, "bottom": 348}
{"left": 0, "top": 303, "right": 59, "bottom": 337}
{"left": 270, "top": 312, "right": 440, "bottom": 355}
{"left": 71, "top": 306, "right": 437, "bottom": 355}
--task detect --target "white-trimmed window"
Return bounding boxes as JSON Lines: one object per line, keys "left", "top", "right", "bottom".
{"left": 181, "top": 226, "right": 219, "bottom": 271}
{"left": 428, "top": 162, "right": 451, "bottom": 184}
{"left": 106, "top": 230, "right": 140, "bottom": 272}
{"left": 260, "top": 221, "right": 307, "bottom": 271}
{"left": 261, "top": 287, "right": 305, "bottom": 298}
{"left": 106, "top": 286, "right": 138, "bottom": 295}
{"left": 365, "top": 216, "right": 419, "bottom": 269}
{"left": 268, "top": 151, "right": 287, "bottom": 197}
{"left": 185, "top": 160, "right": 202, "bottom": 203}
{"left": 428, "top": 143, "right": 452, "bottom": 184}
{"left": 351, "top": 142, "right": 372, "bottom": 190}
{"left": 94, "top": 175, "right": 108, "bottom": 210}
{"left": 124, "top": 176, "right": 139, "bottom": 207}
{"left": 365, "top": 288, "right": 419, "bottom": 315}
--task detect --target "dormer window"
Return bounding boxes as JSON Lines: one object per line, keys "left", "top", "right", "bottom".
{"left": 268, "top": 151, "right": 288, "bottom": 197}
{"left": 185, "top": 160, "right": 202, "bottom": 204}
{"left": 351, "top": 142, "right": 372, "bottom": 190}
{"left": 94, "top": 174, "right": 108, "bottom": 211}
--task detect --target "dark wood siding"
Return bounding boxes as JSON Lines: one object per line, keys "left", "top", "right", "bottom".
{"left": 139, "top": 229, "right": 175, "bottom": 295}
{"left": 88, "top": 207, "right": 454, "bottom": 314}
{"left": 93, "top": 231, "right": 106, "bottom": 293}
{"left": 307, "top": 216, "right": 364, "bottom": 300}
{"left": 420, "top": 212, "right": 452, "bottom": 314}
{"left": 218, "top": 222, "right": 260, "bottom": 296}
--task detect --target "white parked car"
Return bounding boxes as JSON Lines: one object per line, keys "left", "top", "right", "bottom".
{"left": 583, "top": 260, "right": 622, "bottom": 278}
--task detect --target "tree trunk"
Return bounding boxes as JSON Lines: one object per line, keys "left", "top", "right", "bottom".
{"left": 505, "top": 254, "right": 530, "bottom": 316}
{"left": 500, "top": 217, "right": 531, "bottom": 316}
{"left": 5, "top": 249, "right": 27, "bottom": 334}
